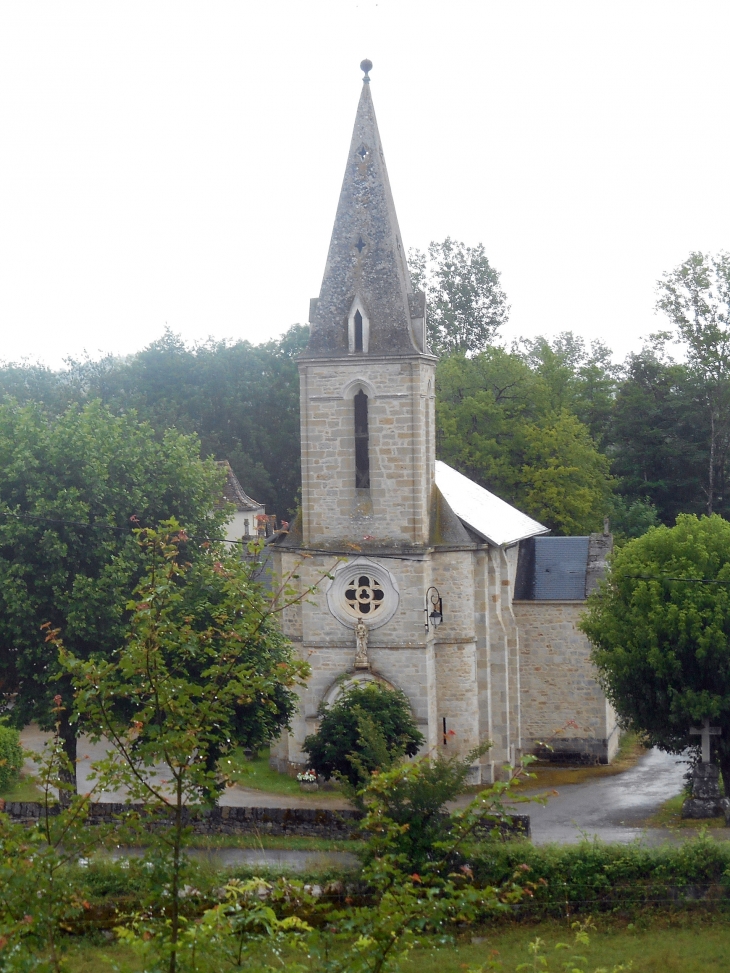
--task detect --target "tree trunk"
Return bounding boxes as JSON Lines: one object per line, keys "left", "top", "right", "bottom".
{"left": 708, "top": 408, "right": 716, "bottom": 515}
{"left": 57, "top": 714, "right": 78, "bottom": 804}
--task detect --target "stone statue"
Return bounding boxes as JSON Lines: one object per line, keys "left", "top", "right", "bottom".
{"left": 354, "top": 617, "right": 370, "bottom": 670}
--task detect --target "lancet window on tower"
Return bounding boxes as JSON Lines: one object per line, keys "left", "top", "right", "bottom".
{"left": 354, "top": 390, "right": 370, "bottom": 489}
{"left": 348, "top": 298, "right": 370, "bottom": 353}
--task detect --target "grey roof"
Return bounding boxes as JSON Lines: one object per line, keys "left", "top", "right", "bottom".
{"left": 215, "top": 461, "right": 262, "bottom": 513}
{"left": 515, "top": 536, "right": 590, "bottom": 601}
{"left": 435, "top": 461, "right": 548, "bottom": 547}
{"left": 305, "top": 71, "right": 427, "bottom": 358}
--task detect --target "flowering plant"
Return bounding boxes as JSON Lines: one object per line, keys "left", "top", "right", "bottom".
{"left": 296, "top": 770, "right": 318, "bottom": 783}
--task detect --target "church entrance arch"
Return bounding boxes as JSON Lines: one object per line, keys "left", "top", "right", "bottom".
{"left": 320, "top": 670, "right": 396, "bottom": 710}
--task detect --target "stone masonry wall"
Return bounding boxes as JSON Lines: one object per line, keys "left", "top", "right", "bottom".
{"left": 514, "top": 601, "right": 618, "bottom": 763}
{"left": 299, "top": 356, "right": 435, "bottom": 549}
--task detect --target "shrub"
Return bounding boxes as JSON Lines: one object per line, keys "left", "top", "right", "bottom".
{"left": 0, "top": 723, "right": 23, "bottom": 791}
{"left": 302, "top": 681, "right": 424, "bottom": 789}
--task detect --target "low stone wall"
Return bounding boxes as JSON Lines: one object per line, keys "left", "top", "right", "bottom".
{"left": 1, "top": 800, "right": 530, "bottom": 840}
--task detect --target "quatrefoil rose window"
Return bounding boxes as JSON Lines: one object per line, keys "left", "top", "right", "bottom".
{"left": 326, "top": 558, "right": 399, "bottom": 630}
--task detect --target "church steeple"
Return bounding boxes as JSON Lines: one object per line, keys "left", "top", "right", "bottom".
{"left": 307, "top": 61, "right": 427, "bottom": 357}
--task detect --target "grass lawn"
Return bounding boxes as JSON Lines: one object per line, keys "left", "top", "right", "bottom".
{"left": 56, "top": 916, "right": 730, "bottom": 972}
{"left": 0, "top": 772, "right": 43, "bottom": 802}
{"left": 643, "top": 791, "right": 727, "bottom": 830}
{"left": 221, "top": 747, "right": 344, "bottom": 800}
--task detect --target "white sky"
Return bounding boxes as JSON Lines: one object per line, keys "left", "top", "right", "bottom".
{"left": 1, "top": 1, "right": 728, "bottom": 369}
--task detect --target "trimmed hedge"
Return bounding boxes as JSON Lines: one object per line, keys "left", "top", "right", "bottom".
{"left": 470, "top": 836, "right": 730, "bottom": 914}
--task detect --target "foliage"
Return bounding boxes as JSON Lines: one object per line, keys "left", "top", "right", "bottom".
{"left": 580, "top": 513, "right": 730, "bottom": 795}
{"left": 356, "top": 744, "right": 493, "bottom": 871}
{"left": 515, "top": 333, "right": 619, "bottom": 446}
{"left": 0, "top": 700, "right": 112, "bottom": 972}
{"left": 467, "top": 829, "right": 730, "bottom": 917}
{"left": 0, "top": 324, "right": 309, "bottom": 520}
{"left": 409, "top": 239, "right": 509, "bottom": 355}
{"left": 604, "top": 495, "right": 660, "bottom": 543}
{"left": 656, "top": 251, "right": 730, "bottom": 515}
{"left": 0, "top": 399, "right": 227, "bottom": 782}
{"left": 0, "top": 723, "right": 23, "bottom": 792}
{"left": 302, "top": 682, "right": 424, "bottom": 789}
{"left": 608, "top": 336, "right": 706, "bottom": 524}
{"left": 436, "top": 350, "right": 613, "bottom": 534}
{"left": 58, "top": 523, "right": 316, "bottom": 973}
{"left": 467, "top": 918, "right": 631, "bottom": 973}
{"left": 301, "top": 755, "right": 543, "bottom": 973}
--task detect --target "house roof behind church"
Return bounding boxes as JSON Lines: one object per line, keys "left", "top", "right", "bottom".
{"left": 215, "top": 461, "right": 262, "bottom": 513}
{"left": 434, "top": 461, "right": 548, "bottom": 548}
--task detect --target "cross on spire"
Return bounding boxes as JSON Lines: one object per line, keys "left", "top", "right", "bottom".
{"left": 690, "top": 717, "right": 722, "bottom": 763}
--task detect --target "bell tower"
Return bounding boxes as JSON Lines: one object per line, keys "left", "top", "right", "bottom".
{"left": 299, "top": 60, "right": 436, "bottom": 551}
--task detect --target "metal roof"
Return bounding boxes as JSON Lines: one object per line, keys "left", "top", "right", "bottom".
{"left": 434, "top": 461, "right": 548, "bottom": 547}
{"left": 515, "top": 536, "right": 590, "bottom": 600}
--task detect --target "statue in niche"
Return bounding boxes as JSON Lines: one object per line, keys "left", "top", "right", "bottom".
{"left": 354, "top": 617, "right": 370, "bottom": 670}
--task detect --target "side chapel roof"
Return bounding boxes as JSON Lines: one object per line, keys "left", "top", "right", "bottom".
{"left": 306, "top": 61, "right": 427, "bottom": 357}
{"left": 435, "top": 461, "right": 548, "bottom": 548}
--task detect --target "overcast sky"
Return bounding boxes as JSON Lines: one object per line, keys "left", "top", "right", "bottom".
{"left": 1, "top": 1, "right": 728, "bottom": 369}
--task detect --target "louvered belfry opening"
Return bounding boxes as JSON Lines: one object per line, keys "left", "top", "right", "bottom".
{"left": 354, "top": 309, "right": 364, "bottom": 351}
{"left": 354, "top": 389, "right": 370, "bottom": 489}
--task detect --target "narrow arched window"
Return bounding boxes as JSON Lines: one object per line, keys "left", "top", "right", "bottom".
{"left": 354, "top": 310, "right": 364, "bottom": 352}
{"left": 354, "top": 390, "right": 370, "bottom": 489}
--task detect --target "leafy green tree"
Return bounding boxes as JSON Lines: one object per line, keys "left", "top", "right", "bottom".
{"left": 656, "top": 251, "right": 730, "bottom": 515}
{"left": 0, "top": 722, "right": 23, "bottom": 792}
{"left": 581, "top": 513, "right": 730, "bottom": 796}
{"left": 409, "top": 238, "right": 509, "bottom": 355}
{"left": 436, "top": 350, "right": 613, "bottom": 534}
{"left": 303, "top": 682, "right": 424, "bottom": 789}
{"left": 516, "top": 332, "right": 619, "bottom": 446}
{"left": 610, "top": 336, "right": 711, "bottom": 523}
{"left": 0, "top": 400, "right": 227, "bottom": 784}
{"left": 59, "top": 524, "right": 311, "bottom": 973}
{"left": 0, "top": 324, "right": 309, "bottom": 521}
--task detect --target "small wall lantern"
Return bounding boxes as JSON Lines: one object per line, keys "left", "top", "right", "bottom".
{"left": 424, "top": 586, "right": 443, "bottom": 633}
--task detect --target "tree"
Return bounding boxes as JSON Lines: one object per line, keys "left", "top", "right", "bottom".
{"left": 580, "top": 514, "right": 730, "bottom": 796}
{"left": 0, "top": 323, "right": 310, "bottom": 521}
{"left": 656, "top": 251, "right": 730, "bottom": 515}
{"left": 0, "top": 399, "right": 227, "bottom": 786}
{"left": 302, "top": 682, "right": 424, "bottom": 789}
{"left": 436, "top": 350, "right": 614, "bottom": 534}
{"left": 409, "top": 238, "right": 509, "bottom": 355}
{"left": 59, "top": 524, "right": 311, "bottom": 973}
{"left": 608, "top": 335, "right": 705, "bottom": 524}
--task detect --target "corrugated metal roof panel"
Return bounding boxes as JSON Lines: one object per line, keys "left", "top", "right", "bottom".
{"left": 533, "top": 536, "right": 589, "bottom": 600}
{"left": 434, "top": 461, "right": 548, "bottom": 547}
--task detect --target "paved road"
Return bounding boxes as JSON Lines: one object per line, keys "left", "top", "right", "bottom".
{"left": 20, "top": 724, "right": 350, "bottom": 810}
{"left": 21, "top": 726, "right": 730, "bottom": 842}
{"left": 521, "top": 747, "right": 729, "bottom": 845}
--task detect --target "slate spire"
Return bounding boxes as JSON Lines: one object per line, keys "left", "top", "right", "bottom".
{"left": 306, "top": 61, "right": 427, "bottom": 357}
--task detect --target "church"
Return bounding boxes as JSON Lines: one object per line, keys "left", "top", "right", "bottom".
{"left": 270, "top": 62, "right": 617, "bottom": 784}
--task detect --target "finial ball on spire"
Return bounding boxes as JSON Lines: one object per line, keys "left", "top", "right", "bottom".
{"left": 360, "top": 59, "right": 373, "bottom": 81}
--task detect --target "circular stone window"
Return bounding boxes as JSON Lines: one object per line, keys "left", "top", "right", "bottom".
{"left": 326, "top": 558, "right": 399, "bottom": 630}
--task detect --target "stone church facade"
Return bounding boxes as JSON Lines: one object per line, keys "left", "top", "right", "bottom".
{"left": 270, "top": 65, "right": 617, "bottom": 783}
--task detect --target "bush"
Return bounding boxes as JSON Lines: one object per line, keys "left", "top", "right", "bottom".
{"left": 302, "top": 681, "right": 424, "bottom": 788}
{"left": 0, "top": 723, "right": 23, "bottom": 791}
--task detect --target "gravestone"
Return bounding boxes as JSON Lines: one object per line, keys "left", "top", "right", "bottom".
{"left": 681, "top": 718, "right": 730, "bottom": 821}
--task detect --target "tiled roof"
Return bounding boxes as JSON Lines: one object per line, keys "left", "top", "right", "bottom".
{"left": 215, "top": 461, "right": 262, "bottom": 512}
